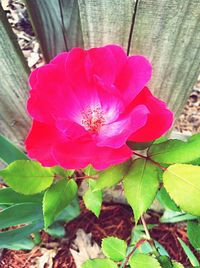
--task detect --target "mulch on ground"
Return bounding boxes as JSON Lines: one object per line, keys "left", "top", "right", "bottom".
{"left": 1, "top": 201, "right": 199, "bottom": 267}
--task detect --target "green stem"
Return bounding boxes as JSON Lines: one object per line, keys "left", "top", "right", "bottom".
{"left": 141, "top": 215, "right": 151, "bottom": 240}
{"left": 141, "top": 215, "right": 160, "bottom": 257}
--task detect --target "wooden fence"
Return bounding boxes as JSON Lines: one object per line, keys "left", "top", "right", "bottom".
{"left": 0, "top": 0, "right": 200, "bottom": 148}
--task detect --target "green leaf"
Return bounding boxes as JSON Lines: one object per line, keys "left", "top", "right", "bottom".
{"left": 130, "top": 227, "right": 168, "bottom": 256}
{"left": 163, "top": 164, "right": 200, "bottom": 216}
{"left": 33, "top": 232, "right": 41, "bottom": 245}
{"left": 43, "top": 179, "right": 78, "bottom": 229}
{"left": 129, "top": 253, "right": 161, "bottom": 268}
{"left": 3, "top": 237, "right": 35, "bottom": 250}
{"left": 133, "top": 224, "right": 156, "bottom": 232}
{"left": 0, "top": 187, "right": 42, "bottom": 204}
{"left": 123, "top": 159, "right": 159, "bottom": 223}
{"left": 160, "top": 210, "right": 197, "bottom": 223}
{"left": 56, "top": 197, "right": 80, "bottom": 222}
{"left": 82, "top": 258, "right": 118, "bottom": 268}
{"left": 101, "top": 236, "right": 127, "bottom": 261}
{"left": 172, "top": 262, "right": 184, "bottom": 268}
{"left": 0, "top": 203, "right": 42, "bottom": 228}
{"left": 0, "top": 160, "right": 54, "bottom": 195}
{"left": 188, "top": 221, "right": 200, "bottom": 250}
{"left": 0, "top": 134, "right": 28, "bottom": 164}
{"left": 157, "top": 257, "right": 184, "bottom": 268}
{"left": 178, "top": 238, "right": 199, "bottom": 266}
{"left": 131, "top": 226, "right": 148, "bottom": 241}
{"left": 153, "top": 136, "right": 168, "bottom": 144}
{"left": 83, "top": 179, "right": 102, "bottom": 217}
{"left": 189, "top": 157, "right": 200, "bottom": 166}
{"left": 84, "top": 165, "right": 99, "bottom": 176}
{"left": 93, "top": 161, "right": 131, "bottom": 191}
{"left": 0, "top": 221, "right": 43, "bottom": 248}
{"left": 46, "top": 222, "right": 65, "bottom": 238}
{"left": 148, "top": 134, "right": 200, "bottom": 164}
{"left": 130, "top": 228, "right": 153, "bottom": 254}
{"left": 51, "top": 166, "right": 74, "bottom": 178}
{"left": 157, "top": 187, "right": 180, "bottom": 212}
{"left": 157, "top": 256, "right": 173, "bottom": 268}
{"left": 127, "top": 141, "right": 153, "bottom": 150}
{"left": 154, "top": 241, "right": 169, "bottom": 257}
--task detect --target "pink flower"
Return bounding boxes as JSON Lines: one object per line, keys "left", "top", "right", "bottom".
{"left": 25, "top": 45, "right": 173, "bottom": 170}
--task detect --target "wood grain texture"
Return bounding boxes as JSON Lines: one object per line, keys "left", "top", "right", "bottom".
{"left": 1, "top": 0, "right": 199, "bottom": 152}
{"left": 0, "top": 5, "right": 30, "bottom": 148}
{"left": 60, "top": 0, "right": 84, "bottom": 50}
{"left": 25, "top": 0, "right": 200, "bottom": 121}
{"left": 129, "top": 0, "right": 200, "bottom": 119}
{"left": 25, "top": 0, "right": 67, "bottom": 62}
{"left": 77, "top": 0, "right": 134, "bottom": 49}
{"left": 25, "top": 0, "right": 84, "bottom": 62}
{"left": 25, "top": 0, "right": 134, "bottom": 61}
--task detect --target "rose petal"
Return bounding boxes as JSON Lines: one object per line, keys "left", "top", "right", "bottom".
{"left": 115, "top": 55, "right": 152, "bottom": 103}
{"left": 106, "top": 44, "right": 127, "bottom": 74}
{"left": 55, "top": 119, "right": 88, "bottom": 138}
{"left": 87, "top": 47, "right": 117, "bottom": 84}
{"left": 97, "top": 105, "right": 149, "bottom": 148}
{"left": 29, "top": 68, "right": 39, "bottom": 87}
{"left": 53, "top": 138, "right": 95, "bottom": 169}
{"left": 91, "top": 144, "right": 132, "bottom": 170}
{"left": 50, "top": 52, "right": 69, "bottom": 65}
{"left": 25, "top": 121, "right": 66, "bottom": 166}
{"left": 53, "top": 138, "right": 132, "bottom": 170}
{"left": 128, "top": 87, "right": 173, "bottom": 142}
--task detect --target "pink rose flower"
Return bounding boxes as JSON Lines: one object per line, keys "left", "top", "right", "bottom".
{"left": 25, "top": 45, "right": 173, "bottom": 170}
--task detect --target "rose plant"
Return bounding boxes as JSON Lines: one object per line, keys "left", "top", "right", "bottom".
{"left": 0, "top": 45, "right": 200, "bottom": 267}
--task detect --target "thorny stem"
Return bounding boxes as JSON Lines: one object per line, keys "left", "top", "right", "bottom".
{"left": 133, "top": 151, "right": 167, "bottom": 171}
{"left": 54, "top": 174, "right": 98, "bottom": 181}
{"left": 73, "top": 175, "right": 98, "bottom": 180}
{"left": 141, "top": 215, "right": 160, "bottom": 257}
{"left": 122, "top": 239, "right": 147, "bottom": 268}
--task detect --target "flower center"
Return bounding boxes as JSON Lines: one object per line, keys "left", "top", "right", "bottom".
{"left": 81, "top": 106, "right": 105, "bottom": 134}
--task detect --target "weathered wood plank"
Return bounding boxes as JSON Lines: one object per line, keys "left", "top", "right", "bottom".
{"left": 25, "top": 0, "right": 67, "bottom": 62}
{"left": 25, "top": 0, "right": 135, "bottom": 61}
{"left": 60, "top": 0, "right": 84, "bottom": 50}
{"left": 129, "top": 0, "right": 200, "bottom": 119}
{"left": 0, "top": 5, "right": 30, "bottom": 148}
{"left": 3, "top": 0, "right": 198, "bottom": 141}
{"left": 25, "top": 0, "right": 200, "bottom": 122}
{"left": 77, "top": 0, "right": 134, "bottom": 49}
{"left": 25, "top": 0, "right": 84, "bottom": 62}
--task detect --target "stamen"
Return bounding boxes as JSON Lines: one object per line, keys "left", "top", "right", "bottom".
{"left": 82, "top": 106, "right": 105, "bottom": 134}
